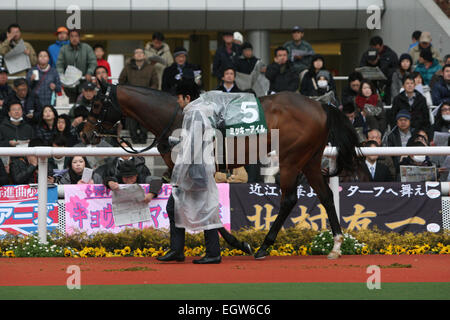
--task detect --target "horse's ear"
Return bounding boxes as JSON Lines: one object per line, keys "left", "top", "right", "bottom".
{"left": 98, "top": 78, "right": 109, "bottom": 95}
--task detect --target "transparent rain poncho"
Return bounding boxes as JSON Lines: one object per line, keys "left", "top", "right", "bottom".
{"left": 170, "top": 94, "right": 223, "bottom": 231}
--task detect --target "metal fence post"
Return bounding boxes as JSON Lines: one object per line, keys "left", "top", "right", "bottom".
{"left": 37, "top": 153, "right": 49, "bottom": 244}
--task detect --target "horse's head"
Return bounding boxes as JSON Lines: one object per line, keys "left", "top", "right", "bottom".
{"left": 81, "top": 81, "right": 118, "bottom": 145}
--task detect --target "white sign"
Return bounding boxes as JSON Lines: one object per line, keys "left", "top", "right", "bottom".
{"left": 111, "top": 184, "right": 150, "bottom": 226}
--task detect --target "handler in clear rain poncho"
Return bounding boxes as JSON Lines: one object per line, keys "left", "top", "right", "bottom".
{"left": 157, "top": 80, "right": 252, "bottom": 264}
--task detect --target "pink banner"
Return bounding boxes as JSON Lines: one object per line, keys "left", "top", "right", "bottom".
{"left": 64, "top": 184, "right": 230, "bottom": 235}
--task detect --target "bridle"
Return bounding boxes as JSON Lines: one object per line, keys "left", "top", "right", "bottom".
{"left": 87, "top": 84, "right": 180, "bottom": 154}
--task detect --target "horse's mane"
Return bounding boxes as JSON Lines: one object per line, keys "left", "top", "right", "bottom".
{"left": 119, "top": 84, "right": 176, "bottom": 100}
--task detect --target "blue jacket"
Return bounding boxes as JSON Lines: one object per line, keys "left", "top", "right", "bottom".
{"left": 432, "top": 77, "right": 450, "bottom": 106}
{"left": 26, "top": 66, "right": 62, "bottom": 106}
{"left": 414, "top": 59, "right": 442, "bottom": 86}
{"left": 48, "top": 40, "right": 70, "bottom": 68}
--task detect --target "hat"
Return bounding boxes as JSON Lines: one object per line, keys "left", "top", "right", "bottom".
{"left": 82, "top": 82, "right": 96, "bottom": 91}
{"left": 292, "top": 26, "right": 304, "bottom": 32}
{"left": 118, "top": 160, "right": 138, "bottom": 177}
{"left": 233, "top": 32, "right": 243, "bottom": 43}
{"left": 399, "top": 53, "right": 413, "bottom": 65}
{"left": 419, "top": 31, "right": 432, "bottom": 43}
{"left": 0, "top": 67, "right": 7, "bottom": 74}
{"left": 420, "top": 48, "right": 433, "bottom": 62}
{"left": 241, "top": 42, "right": 253, "bottom": 50}
{"left": 55, "top": 26, "right": 69, "bottom": 35}
{"left": 223, "top": 31, "right": 233, "bottom": 36}
{"left": 316, "top": 70, "right": 331, "bottom": 81}
{"left": 396, "top": 110, "right": 411, "bottom": 121}
{"left": 173, "top": 47, "right": 188, "bottom": 58}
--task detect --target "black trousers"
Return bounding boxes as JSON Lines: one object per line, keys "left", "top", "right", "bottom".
{"left": 166, "top": 194, "right": 220, "bottom": 257}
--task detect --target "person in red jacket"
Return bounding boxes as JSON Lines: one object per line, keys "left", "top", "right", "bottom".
{"left": 93, "top": 44, "right": 111, "bottom": 83}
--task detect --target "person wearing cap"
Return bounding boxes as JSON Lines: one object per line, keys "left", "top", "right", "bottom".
{"left": 119, "top": 47, "right": 158, "bottom": 144}
{"left": 144, "top": 32, "right": 174, "bottom": 90}
{"left": 408, "top": 31, "right": 443, "bottom": 66}
{"left": 104, "top": 159, "right": 163, "bottom": 205}
{"left": 431, "top": 64, "right": 450, "bottom": 106}
{"left": 68, "top": 81, "right": 97, "bottom": 127}
{"left": 360, "top": 36, "right": 399, "bottom": 103}
{"left": 233, "top": 32, "right": 243, "bottom": 45}
{"left": 283, "top": 26, "right": 315, "bottom": 74}
{"left": 391, "top": 74, "right": 430, "bottom": 132}
{"left": 26, "top": 50, "right": 62, "bottom": 107}
{"left": 162, "top": 47, "right": 202, "bottom": 96}
{"left": 0, "top": 67, "right": 13, "bottom": 115}
{"left": 0, "top": 23, "right": 37, "bottom": 80}
{"left": 48, "top": 26, "right": 69, "bottom": 68}
{"left": 414, "top": 48, "right": 442, "bottom": 86}
{"left": 391, "top": 53, "right": 413, "bottom": 103}
{"left": 212, "top": 31, "right": 242, "bottom": 84}
{"left": 56, "top": 29, "right": 97, "bottom": 103}
{"left": 386, "top": 109, "right": 414, "bottom": 172}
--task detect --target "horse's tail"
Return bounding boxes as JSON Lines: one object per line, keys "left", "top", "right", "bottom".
{"left": 322, "top": 104, "right": 363, "bottom": 177}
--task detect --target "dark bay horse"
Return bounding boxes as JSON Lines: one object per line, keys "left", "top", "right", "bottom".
{"left": 82, "top": 83, "right": 362, "bottom": 259}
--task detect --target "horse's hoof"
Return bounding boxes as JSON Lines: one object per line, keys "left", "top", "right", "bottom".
{"left": 254, "top": 245, "right": 268, "bottom": 259}
{"left": 327, "top": 250, "right": 341, "bottom": 260}
{"left": 241, "top": 242, "right": 253, "bottom": 255}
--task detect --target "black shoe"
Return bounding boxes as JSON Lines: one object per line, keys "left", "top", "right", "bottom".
{"left": 254, "top": 244, "right": 269, "bottom": 259}
{"left": 157, "top": 250, "right": 185, "bottom": 262}
{"left": 241, "top": 242, "right": 253, "bottom": 255}
{"left": 192, "top": 256, "right": 221, "bottom": 264}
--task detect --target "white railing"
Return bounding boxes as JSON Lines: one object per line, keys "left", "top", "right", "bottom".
{"left": 2, "top": 145, "right": 450, "bottom": 243}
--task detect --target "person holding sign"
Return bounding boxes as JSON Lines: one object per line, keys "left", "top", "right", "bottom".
{"left": 105, "top": 160, "right": 162, "bottom": 205}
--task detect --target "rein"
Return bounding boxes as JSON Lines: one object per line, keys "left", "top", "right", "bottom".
{"left": 91, "top": 84, "right": 180, "bottom": 155}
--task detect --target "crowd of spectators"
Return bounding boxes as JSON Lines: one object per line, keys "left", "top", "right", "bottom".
{"left": 0, "top": 23, "right": 449, "bottom": 186}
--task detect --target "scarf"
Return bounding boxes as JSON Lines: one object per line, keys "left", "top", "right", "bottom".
{"left": 355, "top": 94, "right": 378, "bottom": 111}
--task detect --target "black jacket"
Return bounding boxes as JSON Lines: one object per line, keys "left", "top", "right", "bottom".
{"left": 97, "top": 156, "right": 152, "bottom": 186}
{"left": 390, "top": 90, "right": 430, "bottom": 130}
{"left": 9, "top": 157, "right": 53, "bottom": 185}
{"left": 2, "top": 90, "right": 42, "bottom": 121}
{"left": 213, "top": 43, "right": 241, "bottom": 79}
{"left": 265, "top": 61, "right": 299, "bottom": 93}
{"left": 233, "top": 55, "right": 258, "bottom": 75}
{"left": 216, "top": 83, "right": 242, "bottom": 93}
{"left": 0, "top": 118, "right": 34, "bottom": 147}
{"left": 162, "top": 62, "right": 202, "bottom": 96}
{"left": 360, "top": 45, "right": 399, "bottom": 80}
{"left": 363, "top": 161, "right": 393, "bottom": 182}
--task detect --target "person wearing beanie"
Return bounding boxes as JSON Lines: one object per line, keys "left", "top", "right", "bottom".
{"left": 233, "top": 32, "right": 243, "bottom": 45}
{"left": 233, "top": 42, "right": 260, "bottom": 75}
{"left": 391, "top": 53, "right": 413, "bottom": 103}
{"left": 414, "top": 47, "right": 442, "bottom": 86}
{"left": 162, "top": 47, "right": 202, "bottom": 96}
{"left": 300, "top": 54, "right": 337, "bottom": 97}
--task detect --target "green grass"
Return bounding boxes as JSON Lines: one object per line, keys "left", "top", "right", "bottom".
{"left": 1, "top": 282, "right": 449, "bottom": 300}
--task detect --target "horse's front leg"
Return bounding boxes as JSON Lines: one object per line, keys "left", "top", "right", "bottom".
{"left": 254, "top": 167, "right": 299, "bottom": 259}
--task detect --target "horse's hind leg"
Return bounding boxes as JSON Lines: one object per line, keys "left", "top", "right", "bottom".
{"left": 302, "top": 155, "right": 343, "bottom": 259}
{"left": 254, "top": 167, "right": 299, "bottom": 259}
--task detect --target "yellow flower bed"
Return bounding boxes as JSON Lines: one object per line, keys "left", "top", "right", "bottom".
{"left": 1, "top": 227, "right": 449, "bottom": 257}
